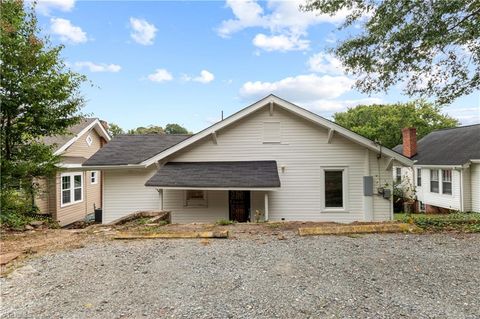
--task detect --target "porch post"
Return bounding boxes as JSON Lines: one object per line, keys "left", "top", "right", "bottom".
{"left": 159, "top": 189, "right": 164, "bottom": 211}
{"left": 264, "top": 192, "right": 269, "bottom": 221}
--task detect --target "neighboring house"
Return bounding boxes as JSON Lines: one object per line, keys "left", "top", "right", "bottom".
{"left": 35, "top": 118, "right": 111, "bottom": 226}
{"left": 83, "top": 95, "right": 412, "bottom": 224}
{"left": 393, "top": 125, "right": 480, "bottom": 213}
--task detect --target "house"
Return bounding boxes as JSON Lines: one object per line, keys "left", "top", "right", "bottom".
{"left": 35, "top": 118, "right": 111, "bottom": 226}
{"left": 83, "top": 95, "right": 412, "bottom": 224}
{"left": 393, "top": 125, "right": 480, "bottom": 213}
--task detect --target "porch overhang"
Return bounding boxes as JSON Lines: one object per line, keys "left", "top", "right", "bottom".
{"left": 145, "top": 161, "right": 281, "bottom": 190}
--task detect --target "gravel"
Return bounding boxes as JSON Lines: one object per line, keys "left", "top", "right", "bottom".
{"left": 1, "top": 233, "right": 479, "bottom": 319}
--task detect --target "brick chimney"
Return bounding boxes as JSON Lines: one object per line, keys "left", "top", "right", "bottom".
{"left": 402, "top": 127, "right": 417, "bottom": 158}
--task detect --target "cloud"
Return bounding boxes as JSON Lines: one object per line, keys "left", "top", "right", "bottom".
{"left": 50, "top": 18, "right": 87, "bottom": 44}
{"left": 240, "top": 74, "right": 354, "bottom": 101}
{"left": 308, "top": 52, "right": 344, "bottom": 75}
{"left": 129, "top": 18, "right": 157, "bottom": 45}
{"left": 36, "top": 0, "right": 75, "bottom": 15}
{"left": 148, "top": 69, "right": 173, "bottom": 82}
{"left": 74, "top": 61, "right": 121, "bottom": 73}
{"left": 218, "top": 0, "right": 350, "bottom": 51}
{"left": 306, "top": 97, "right": 384, "bottom": 112}
{"left": 444, "top": 106, "right": 480, "bottom": 125}
{"left": 253, "top": 33, "right": 309, "bottom": 52}
{"left": 182, "top": 70, "right": 215, "bottom": 84}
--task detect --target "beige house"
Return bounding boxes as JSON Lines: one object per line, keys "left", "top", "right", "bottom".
{"left": 84, "top": 95, "right": 412, "bottom": 224}
{"left": 35, "top": 118, "right": 111, "bottom": 226}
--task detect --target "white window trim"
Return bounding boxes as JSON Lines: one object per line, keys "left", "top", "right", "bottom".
{"left": 441, "top": 169, "right": 452, "bottom": 196}
{"left": 60, "top": 172, "right": 83, "bottom": 207}
{"left": 86, "top": 134, "right": 93, "bottom": 146}
{"left": 430, "top": 169, "right": 439, "bottom": 193}
{"left": 320, "top": 166, "right": 349, "bottom": 213}
{"left": 184, "top": 190, "right": 208, "bottom": 207}
{"left": 90, "top": 171, "right": 98, "bottom": 184}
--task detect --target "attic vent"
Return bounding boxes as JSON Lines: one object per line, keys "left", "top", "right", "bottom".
{"left": 263, "top": 122, "right": 281, "bottom": 143}
{"left": 86, "top": 134, "right": 93, "bottom": 146}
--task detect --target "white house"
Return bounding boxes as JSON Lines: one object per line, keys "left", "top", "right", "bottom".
{"left": 83, "top": 95, "right": 412, "bottom": 224}
{"left": 393, "top": 125, "right": 480, "bottom": 213}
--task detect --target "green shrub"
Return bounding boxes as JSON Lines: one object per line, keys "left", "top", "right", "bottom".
{"left": 400, "top": 213, "right": 480, "bottom": 232}
{"left": 216, "top": 219, "right": 235, "bottom": 226}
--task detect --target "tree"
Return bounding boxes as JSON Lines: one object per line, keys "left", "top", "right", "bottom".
{"left": 333, "top": 100, "right": 459, "bottom": 148}
{"left": 127, "top": 125, "right": 164, "bottom": 135}
{"left": 1, "top": 1, "right": 86, "bottom": 225}
{"left": 108, "top": 123, "right": 124, "bottom": 136}
{"left": 302, "top": 0, "right": 480, "bottom": 104}
{"left": 164, "top": 123, "right": 190, "bottom": 134}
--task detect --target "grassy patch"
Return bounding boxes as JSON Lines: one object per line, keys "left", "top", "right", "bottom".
{"left": 396, "top": 213, "right": 480, "bottom": 232}
{"left": 215, "top": 219, "right": 235, "bottom": 226}
{"left": 265, "top": 222, "right": 283, "bottom": 229}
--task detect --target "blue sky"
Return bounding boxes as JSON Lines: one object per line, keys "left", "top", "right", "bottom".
{"left": 35, "top": 0, "right": 479, "bottom": 132}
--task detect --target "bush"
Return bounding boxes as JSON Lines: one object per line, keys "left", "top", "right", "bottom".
{"left": 216, "top": 219, "right": 235, "bottom": 226}
{"left": 400, "top": 213, "right": 480, "bottom": 232}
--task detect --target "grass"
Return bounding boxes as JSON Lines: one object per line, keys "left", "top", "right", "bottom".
{"left": 215, "top": 219, "right": 235, "bottom": 226}
{"left": 395, "top": 212, "right": 480, "bottom": 232}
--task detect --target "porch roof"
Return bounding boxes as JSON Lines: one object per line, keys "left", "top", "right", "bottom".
{"left": 145, "top": 161, "right": 281, "bottom": 189}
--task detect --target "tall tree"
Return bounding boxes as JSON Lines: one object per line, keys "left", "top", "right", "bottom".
{"left": 302, "top": 0, "right": 480, "bottom": 104}
{"left": 1, "top": 1, "right": 86, "bottom": 221}
{"left": 164, "top": 123, "right": 190, "bottom": 134}
{"left": 333, "top": 100, "right": 459, "bottom": 148}
{"left": 127, "top": 125, "right": 164, "bottom": 135}
{"left": 108, "top": 123, "right": 125, "bottom": 136}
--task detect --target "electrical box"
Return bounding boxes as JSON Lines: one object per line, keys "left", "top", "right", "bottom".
{"left": 383, "top": 189, "right": 391, "bottom": 199}
{"left": 363, "top": 176, "right": 373, "bottom": 196}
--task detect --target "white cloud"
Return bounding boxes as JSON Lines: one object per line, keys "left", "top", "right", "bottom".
{"left": 148, "top": 69, "right": 173, "bottom": 82}
{"left": 253, "top": 33, "right": 309, "bottom": 52}
{"left": 50, "top": 18, "right": 87, "bottom": 44}
{"left": 444, "top": 106, "right": 480, "bottom": 125}
{"left": 308, "top": 52, "right": 344, "bottom": 75}
{"left": 129, "top": 18, "right": 157, "bottom": 45}
{"left": 240, "top": 74, "right": 354, "bottom": 101}
{"left": 36, "top": 0, "right": 75, "bottom": 15}
{"left": 182, "top": 70, "right": 215, "bottom": 84}
{"left": 74, "top": 61, "right": 121, "bottom": 73}
{"left": 306, "top": 97, "right": 384, "bottom": 112}
{"left": 218, "top": 0, "right": 350, "bottom": 51}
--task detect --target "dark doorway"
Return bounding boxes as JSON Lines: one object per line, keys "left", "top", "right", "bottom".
{"left": 229, "top": 191, "right": 250, "bottom": 222}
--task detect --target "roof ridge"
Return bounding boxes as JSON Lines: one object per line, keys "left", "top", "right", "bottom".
{"left": 432, "top": 124, "right": 480, "bottom": 132}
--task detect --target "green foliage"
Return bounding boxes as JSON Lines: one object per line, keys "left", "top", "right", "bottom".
{"left": 164, "top": 123, "right": 190, "bottom": 134}
{"left": 216, "top": 219, "right": 235, "bottom": 225}
{"left": 301, "top": 0, "right": 480, "bottom": 104}
{"left": 108, "top": 123, "right": 125, "bottom": 136}
{"left": 333, "top": 100, "right": 458, "bottom": 148}
{"left": 397, "top": 213, "right": 480, "bottom": 232}
{"left": 0, "top": 1, "right": 85, "bottom": 228}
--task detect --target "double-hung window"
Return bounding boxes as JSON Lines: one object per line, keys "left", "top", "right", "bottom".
{"left": 90, "top": 171, "right": 98, "bottom": 184}
{"left": 185, "top": 190, "right": 207, "bottom": 207}
{"left": 61, "top": 173, "right": 83, "bottom": 206}
{"left": 395, "top": 168, "right": 402, "bottom": 183}
{"left": 417, "top": 168, "right": 422, "bottom": 186}
{"left": 430, "top": 169, "right": 439, "bottom": 193}
{"left": 442, "top": 169, "right": 452, "bottom": 195}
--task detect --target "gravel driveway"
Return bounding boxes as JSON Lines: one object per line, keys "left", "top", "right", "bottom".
{"left": 1, "top": 233, "right": 479, "bottom": 319}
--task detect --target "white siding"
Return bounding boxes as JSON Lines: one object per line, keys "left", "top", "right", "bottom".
{"left": 463, "top": 167, "right": 472, "bottom": 212}
{"left": 103, "top": 168, "right": 160, "bottom": 224}
{"left": 370, "top": 152, "right": 394, "bottom": 221}
{"left": 163, "top": 106, "right": 393, "bottom": 223}
{"left": 416, "top": 167, "right": 462, "bottom": 210}
{"left": 471, "top": 164, "right": 480, "bottom": 212}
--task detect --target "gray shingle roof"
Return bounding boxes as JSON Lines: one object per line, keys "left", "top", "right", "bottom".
{"left": 145, "top": 161, "right": 281, "bottom": 188}
{"left": 83, "top": 134, "right": 191, "bottom": 166}
{"left": 393, "top": 124, "right": 480, "bottom": 165}
{"left": 43, "top": 118, "right": 97, "bottom": 152}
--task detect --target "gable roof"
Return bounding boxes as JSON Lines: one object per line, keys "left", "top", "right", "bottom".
{"left": 140, "top": 94, "right": 413, "bottom": 167}
{"left": 393, "top": 124, "right": 480, "bottom": 166}
{"left": 83, "top": 134, "right": 191, "bottom": 166}
{"left": 145, "top": 161, "right": 281, "bottom": 189}
{"left": 42, "top": 118, "right": 111, "bottom": 155}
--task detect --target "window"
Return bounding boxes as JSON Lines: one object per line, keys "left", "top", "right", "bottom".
{"left": 417, "top": 168, "right": 422, "bottom": 186}
{"left": 61, "top": 173, "right": 83, "bottom": 206}
{"left": 90, "top": 171, "right": 98, "bottom": 184}
{"left": 442, "top": 169, "right": 452, "bottom": 195}
{"left": 185, "top": 190, "right": 207, "bottom": 207}
{"left": 395, "top": 168, "right": 402, "bottom": 183}
{"left": 263, "top": 122, "right": 281, "bottom": 143}
{"left": 321, "top": 167, "right": 348, "bottom": 211}
{"left": 86, "top": 134, "right": 93, "bottom": 146}
{"left": 430, "top": 169, "right": 439, "bottom": 193}
{"left": 419, "top": 201, "right": 425, "bottom": 212}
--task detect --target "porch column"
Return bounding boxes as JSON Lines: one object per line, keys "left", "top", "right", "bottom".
{"left": 264, "top": 192, "right": 269, "bottom": 221}
{"left": 159, "top": 189, "right": 164, "bottom": 211}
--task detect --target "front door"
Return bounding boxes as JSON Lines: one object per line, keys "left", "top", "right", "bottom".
{"left": 229, "top": 191, "right": 250, "bottom": 222}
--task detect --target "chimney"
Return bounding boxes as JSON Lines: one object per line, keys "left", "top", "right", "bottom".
{"left": 402, "top": 127, "right": 417, "bottom": 158}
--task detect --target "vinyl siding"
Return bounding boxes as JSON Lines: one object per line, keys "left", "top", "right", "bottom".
{"left": 462, "top": 167, "right": 471, "bottom": 212}
{"left": 162, "top": 106, "right": 393, "bottom": 223}
{"left": 64, "top": 128, "right": 104, "bottom": 158}
{"left": 103, "top": 168, "right": 160, "bottom": 224}
{"left": 471, "top": 164, "right": 480, "bottom": 212}
{"left": 369, "top": 152, "right": 394, "bottom": 221}
{"left": 416, "top": 167, "right": 461, "bottom": 210}
{"left": 54, "top": 171, "right": 88, "bottom": 226}
{"left": 33, "top": 177, "right": 49, "bottom": 214}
